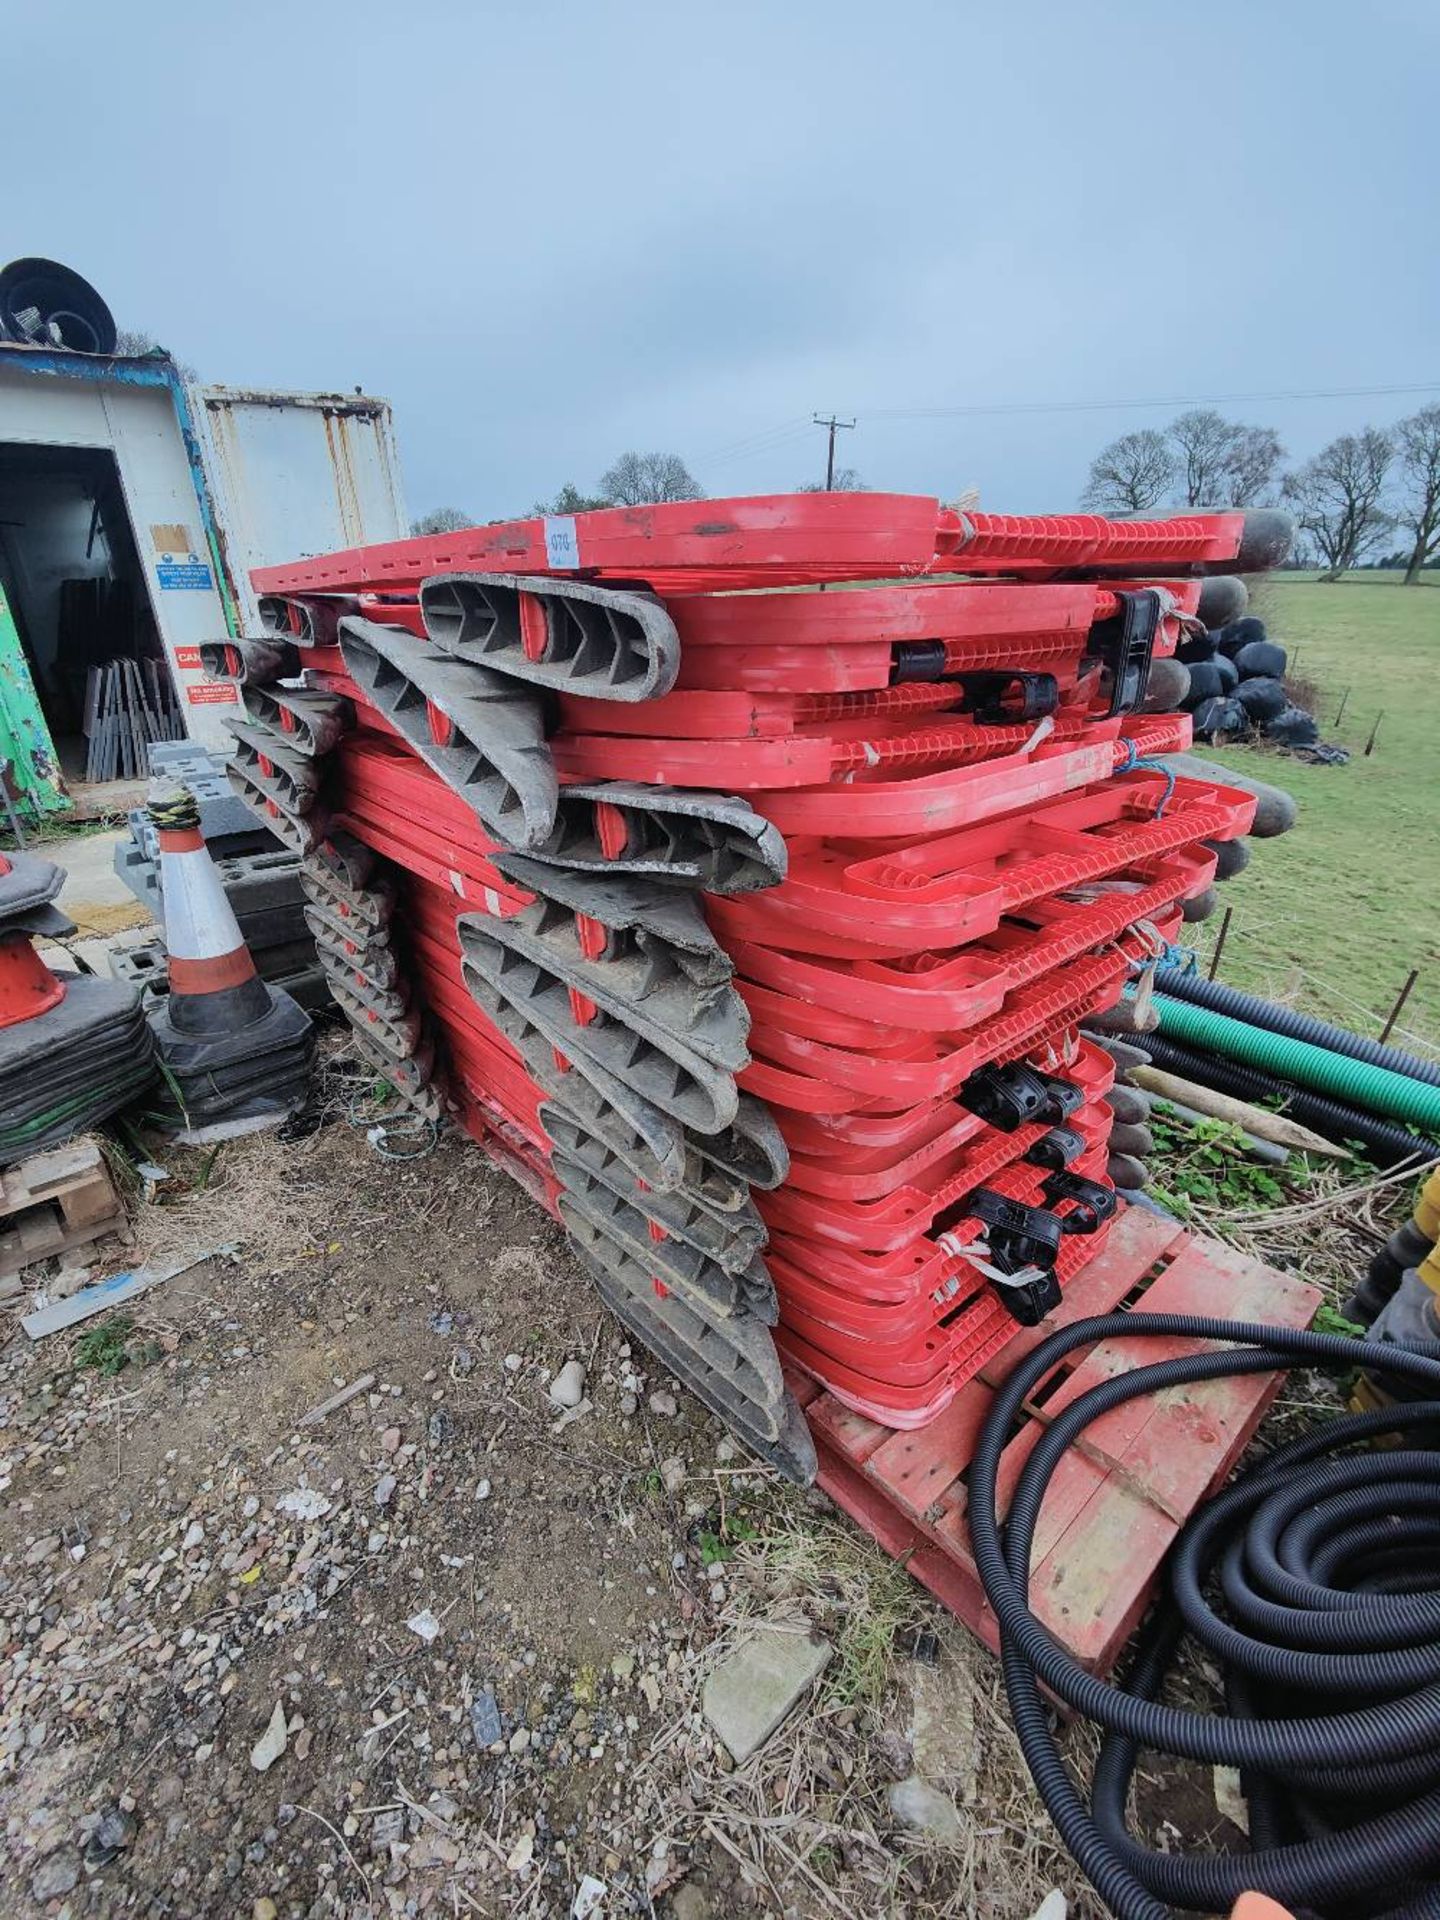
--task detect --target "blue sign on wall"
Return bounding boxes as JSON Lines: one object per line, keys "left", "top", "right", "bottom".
{"left": 156, "top": 559, "right": 214, "bottom": 590}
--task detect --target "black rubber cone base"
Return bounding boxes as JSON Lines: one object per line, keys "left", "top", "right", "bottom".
{"left": 0, "top": 852, "right": 65, "bottom": 923}
{"left": 0, "top": 975, "right": 156, "bottom": 1164}
{"left": 0, "top": 973, "right": 147, "bottom": 1078}
{"left": 149, "top": 982, "right": 312, "bottom": 1075}
{"left": 147, "top": 984, "right": 315, "bottom": 1133}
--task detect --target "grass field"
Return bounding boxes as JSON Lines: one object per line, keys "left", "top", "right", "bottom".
{"left": 1190, "top": 571, "right": 1440, "bottom": 1053}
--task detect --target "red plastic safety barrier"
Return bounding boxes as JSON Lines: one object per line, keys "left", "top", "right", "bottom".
{"left": 764, "top": 1098, "right": 1112, "bottom": 1256}
{"left": 747, "top": 714, "right": 1189, "bottom": 837}
{"left": 710, "top": 777, "right": 1249, "bottom": 958}
{"left": 549, "top": 707, "right": 1120, "bottom": 790}
{"left": 717, "top": 851, "right": 1212, "bottom": 1026}
{"left": 559, "top": 680, "right": 1089, "bottom": 741}
{"left": 773, "top": 1039, "right": 1114, "bottom": 1196}
{"left": 248, "top": 492, "right": 1292, "bottom": 1460}
{"left": 769, "top": 1135, "right": 1111, "bottom": 1303}
{"left": 313, "top": 656, "right": 1193, "bottom": 844}
{"left": 736, "top": 927, "right": 1164, "bottom": 1113}
{"left": 933, "top": 507, "right": 1287, "bottom": 576}
{"left": 403, "top": 882, "right": 547, "bottom": 1112}
{"left": 253, "top": 496, "right": 1286, "bottom": 599}
{"left": 667, "top": 577, "right": 1199, "bottom": 693}
{"left": 774, "top": 1188, "right": 1116, "bottom": 1427}
{"left": 336, "top": 731, "right": 622, "bottom": 920}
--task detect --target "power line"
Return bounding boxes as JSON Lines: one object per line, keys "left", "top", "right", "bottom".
{"left": 700, "top": 415, "right": 814, "bottom": 464}
{"left": 696, "top": 380, "right": 1440, "bottom": 483}
{"left": 863, "top": 380, "right": 1440, "bottom": 422}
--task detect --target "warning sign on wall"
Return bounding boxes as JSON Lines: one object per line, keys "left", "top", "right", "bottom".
{"left": 157, "top": 560, "right": 214, "bottom": 591}
{"left": 186, "top": 683, "right": 237, "bottom": 705}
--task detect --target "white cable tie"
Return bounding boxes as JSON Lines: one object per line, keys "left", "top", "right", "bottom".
{"left": 1021, "top": 713, "right": 1056, "bottom": 757}
{"left": 993, "top": 1263, "right": 1049, "bottom": 1293}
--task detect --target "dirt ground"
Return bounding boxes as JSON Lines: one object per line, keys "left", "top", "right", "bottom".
{"left": 0, "top": 1055, "right": 1379, "bottom": 1920}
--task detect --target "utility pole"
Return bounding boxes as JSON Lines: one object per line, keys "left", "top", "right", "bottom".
{"left": 813, "top": 413, "right": 855, "bottom": 489}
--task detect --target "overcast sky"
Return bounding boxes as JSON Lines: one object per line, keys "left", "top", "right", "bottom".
{"left": 10, "top": 0, "right": 1436, "bottom": 524}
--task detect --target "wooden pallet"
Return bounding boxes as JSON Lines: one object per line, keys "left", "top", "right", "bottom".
{"left": 786, "top": 1203, "right": 1320, "bottom": 1677}
{"left": 0, "top": 1140, "right": 127, "bottom": 1284}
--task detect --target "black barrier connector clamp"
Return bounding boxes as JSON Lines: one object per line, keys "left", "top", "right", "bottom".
{"left": 967, "top": 1189, "right": 1065, "bottom": 1274}
{"left": 1025, "top": 1125, "right": 1085, "bottom": 1170}
{"left": 988, "top": 1262, "right": 1064, "bottom": 1327}
{"left": 888, "top": 639, "right": 948, "bottom": 685}
{"left": 959, "top": 1065, "right": 1084, "bottom": 1132}
{"left": 1034, "top": 1074, "right": 1085, "bottom": 1124}
{"left": 959, "top": 1063, "right": 1053, "bottom": 1131}
{"left": 1040, "top": 1169, "right": 1118, "bottom": 1234}
{"left": 956, "top": 671, "right": 1060, "bottom": 725}
{"left": 1085, "top": 588, "right": 1162, "bottom": 717}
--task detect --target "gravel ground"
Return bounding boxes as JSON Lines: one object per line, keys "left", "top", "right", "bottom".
{"left": 3, "top": 1069, "right": 1367, "bottom": 1920}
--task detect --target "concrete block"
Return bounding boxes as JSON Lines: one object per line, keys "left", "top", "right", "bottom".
{"left": 702, "top": 1626, "right": 831, "bottom": 1762}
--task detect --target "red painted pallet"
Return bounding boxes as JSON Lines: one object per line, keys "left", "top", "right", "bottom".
{"left": 787, "top": 1202, "right": 1319, "bottom": 1676}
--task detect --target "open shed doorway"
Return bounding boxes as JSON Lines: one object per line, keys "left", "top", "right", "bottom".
{"left": 0, "top": 441, "right": 184, "bottom": 797}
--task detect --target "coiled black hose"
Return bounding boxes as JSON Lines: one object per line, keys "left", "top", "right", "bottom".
{"left": 1154, "top": 968, "right": 1440, "bottom": 1090}
{"left": 1137, "top": 1032, "right": 1439, "bottom": 1168}
{"left": 969, "top": 1314, "right": 1440, "bottom": 1920}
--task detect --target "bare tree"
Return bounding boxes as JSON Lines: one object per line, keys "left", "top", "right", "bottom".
{"left": 597, "top": 451, "right": 705, "bottom": 506}
{"left": 529, "top": 483, "right": 613, "bottom": 516}
{"left": 1395, "top": 404, "right": 1440, "bottom": 586}
{"left": 1079, "top": 431, "right": 1175, "bottom": 513}
{"left": 411, "top": 506, "right": 472, "bottom": 535}
{"left": 1280, "top": 429, "right": 1395, "bottom": 581}
{"left": 114, "top": 327, "right": 199, "bottom": 383}
{"left": 1223, "top": 424, "right": 1285, "bottom": 505}
{"left": 795, "top": 467, "right": 867, "bottom": 493}
{"left": 1166, "top": 409, "right": 1283, "bottom": 506}
{"left": 1169, "top": 410, "right": 1240, "bottom": 507}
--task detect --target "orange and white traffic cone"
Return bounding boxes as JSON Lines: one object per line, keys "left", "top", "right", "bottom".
{"left": 0, "top": 852, "right": 67, "bottom": 1029}
{"left": 145, "top": 781, "right": 315, "bottom": 1140}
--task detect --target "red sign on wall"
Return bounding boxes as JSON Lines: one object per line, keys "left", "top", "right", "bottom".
{"left": 186, "top": 682, "right": 237, "bottom": 705}
{"left": 173, "top": 645, "right": 203, "bottom": 670}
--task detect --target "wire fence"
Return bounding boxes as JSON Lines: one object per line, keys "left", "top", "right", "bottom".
{"left": 1177, "top": 921, "right": 1439, "bottom": 1063}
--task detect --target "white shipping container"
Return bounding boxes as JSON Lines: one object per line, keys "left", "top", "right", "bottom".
{"left": 193, "top": 386, "right": 409, "bottom": 634}
{"left": 0, "top": 347, "right": 409, "bottom": 787}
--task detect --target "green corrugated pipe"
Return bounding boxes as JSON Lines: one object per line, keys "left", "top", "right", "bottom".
{"left": 1153, "top": 995, "right": 1440, "bottom": 1132}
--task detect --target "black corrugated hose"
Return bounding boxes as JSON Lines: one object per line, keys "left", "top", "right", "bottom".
{"left": 1154, "top": 968, "right": 1440, "bottom": 1090}
{"left": 968, "top": 1313, "right": 1440, "bottom": 1920}
{"left": 1137, "top": 1031, "right": 1438, "bottom": 1168}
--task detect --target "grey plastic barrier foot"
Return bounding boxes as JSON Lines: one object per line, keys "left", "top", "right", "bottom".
{"left": 547, "top": 1109, "right": 767, "bottom": 1270}
{"left": 225, "top": 765, "right": 330, "bottom": 857}
{"left": 240, "top": 684, "right": 351, "bottom": 757}
{"left": 530, "top": 782, "right": 787, "bottom": 894}
{"left": 460, "top": 964, "right": 686, "bottom": 1187}
{"left": 339, "top": 617, "right": 557, "bottom": 850}
{"left": 200, "top": 636, "right": 302, "bottom": 685}
{"left": 459, "top": 915, "right": 742, "bottom": 1135}
{"left": 556, "top": 1168, "right": 774, "bottom": 1322}
{"left": 225, "top": 722, "right": 326, "bottom": 811}
{"left": 563, "top": 1215, "right": 816, "bottom": 1484}
{"left": 258, "top": 593, "right": 346, "bottom": 648}
{"left": 421, "top": 572, "right": 680, "bottom": 703}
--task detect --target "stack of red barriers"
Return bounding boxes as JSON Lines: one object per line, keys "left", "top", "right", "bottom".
{"left": 227, "top": 493, "right": 1288, "bottom": 1472}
